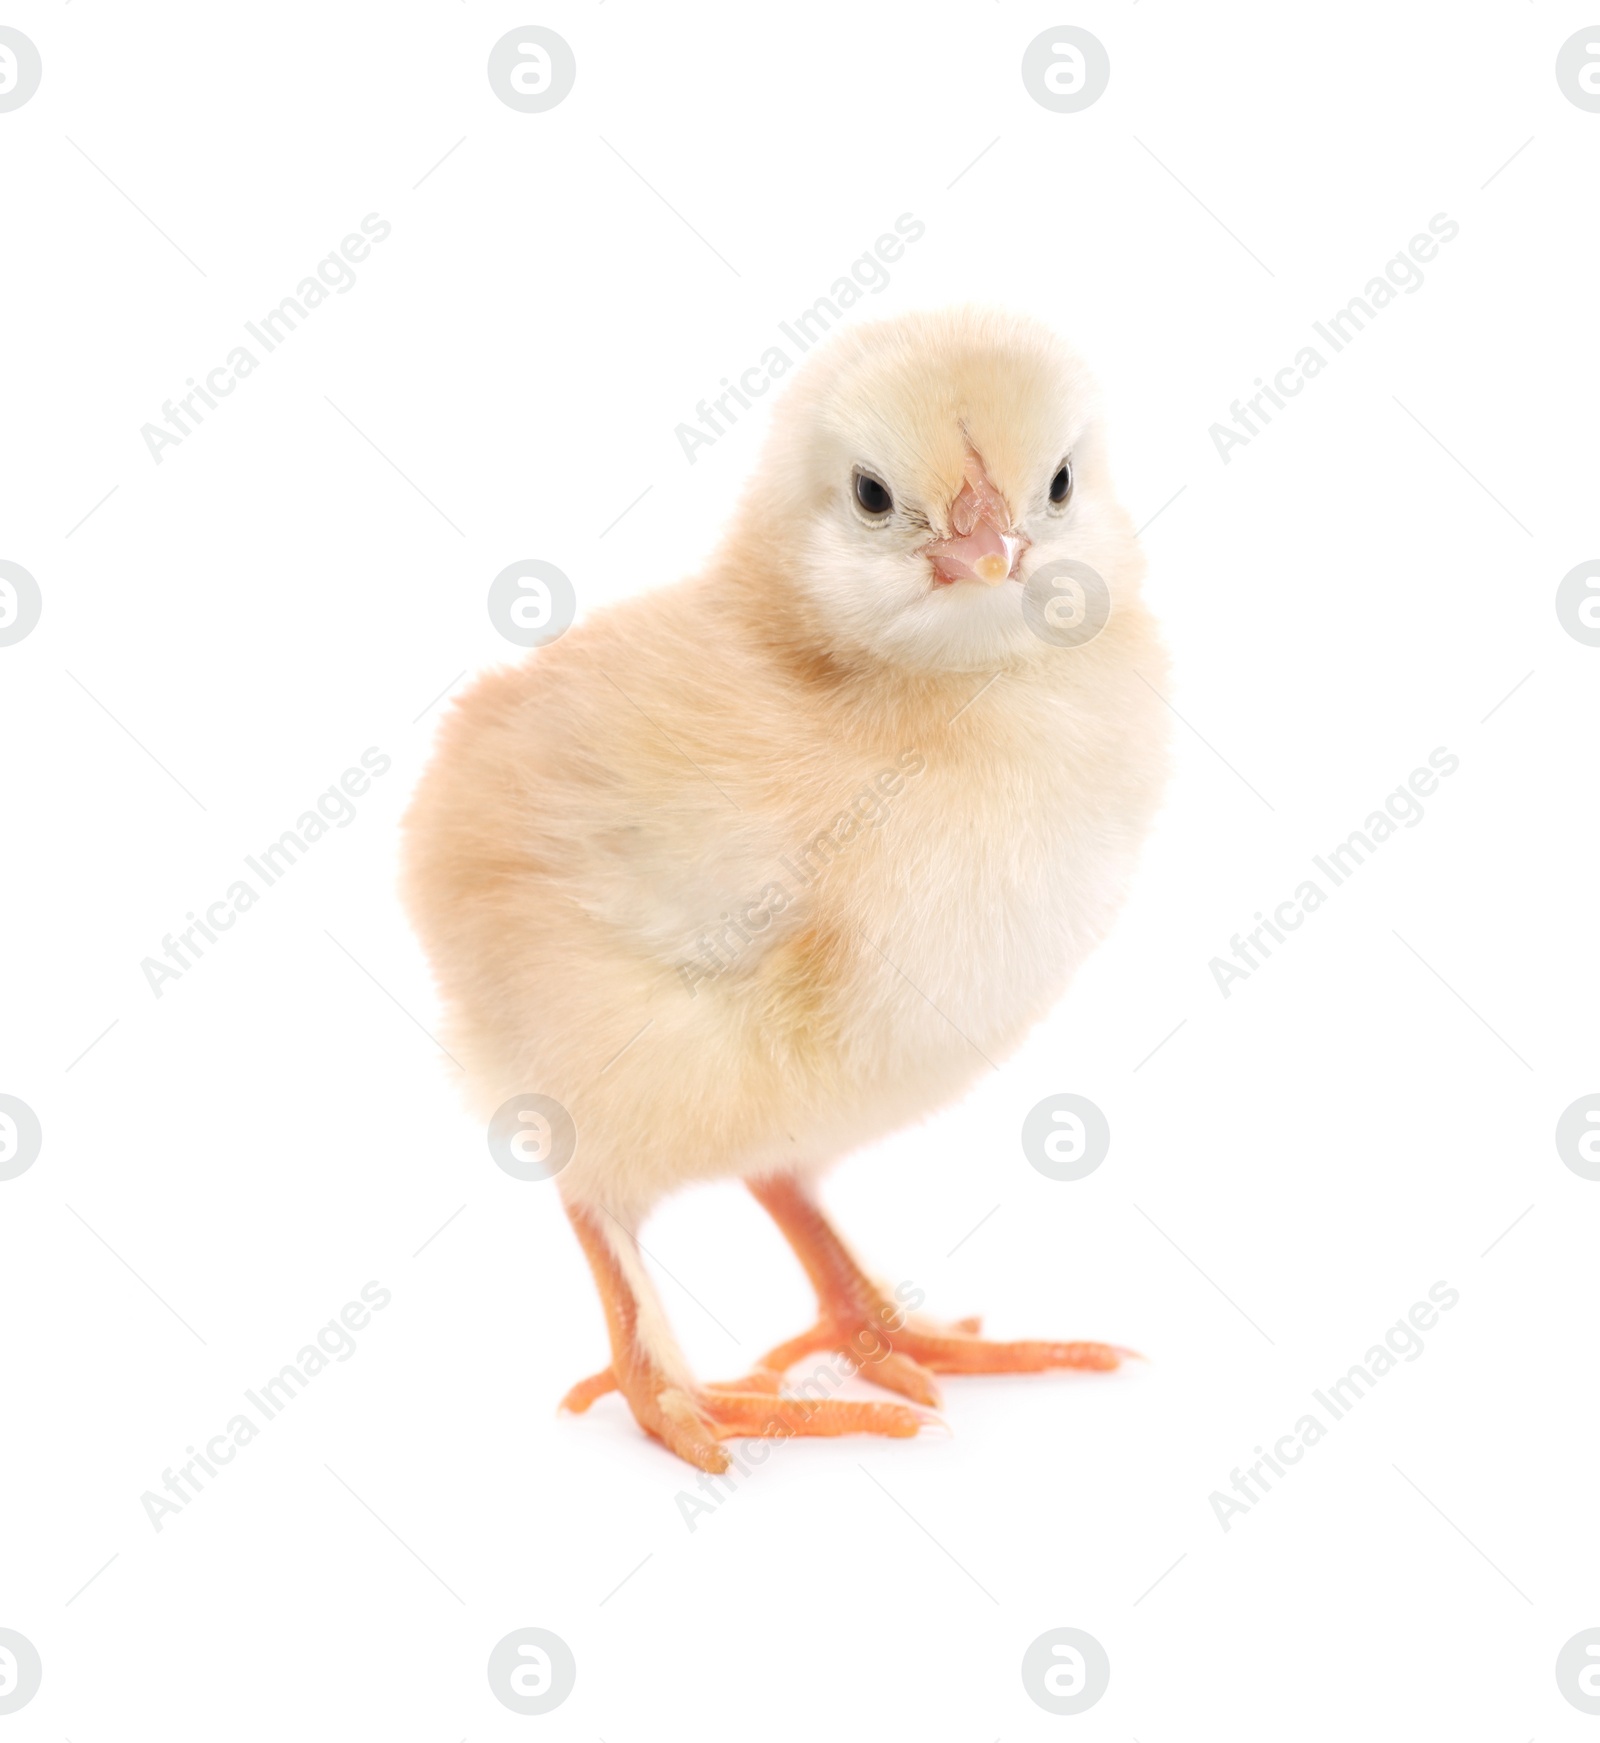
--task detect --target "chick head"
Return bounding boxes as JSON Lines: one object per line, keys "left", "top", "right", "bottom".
{"left": 739, "top": 307, "right": 1141, "bottom": 674}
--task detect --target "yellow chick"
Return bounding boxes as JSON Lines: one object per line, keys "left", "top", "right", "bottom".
{"left": 402, "top": 308, "right": 1169, "bottom": 1471}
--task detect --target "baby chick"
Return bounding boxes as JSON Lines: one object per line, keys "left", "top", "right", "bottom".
{"left": 402, "top": 308, "right": 1169, "bottom": 1471}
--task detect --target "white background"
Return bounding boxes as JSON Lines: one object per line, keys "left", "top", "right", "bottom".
{"left": 2, "top": 3, "right": 1598, "bottom": 1737}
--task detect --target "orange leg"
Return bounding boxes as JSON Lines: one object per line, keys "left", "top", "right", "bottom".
{"left": 559, "top": 1202, "right": 931, "bottom": 1471}
{"left": 746, "top": 1173, "right": 1135, "bottom": 1408}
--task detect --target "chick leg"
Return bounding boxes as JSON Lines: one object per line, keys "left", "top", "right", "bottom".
{"left": 558, "top": 1201, "right": 929, "bottom": 1471}
{"left": 748, "top": 1174, "right": 1134, "bottom": 1407}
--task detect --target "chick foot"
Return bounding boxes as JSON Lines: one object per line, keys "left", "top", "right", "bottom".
{"left": 757, "top": 1312, "right": 1132, "bottom": 1409}
{"left": 749, "top": 1174, "right": 1135, "bottom": 1409}
{"left": 560, "top": 1360, "right": 929, "bottom": 1472}
{"left": 560, "top": 1201, "right": 933, "bottom": 1471}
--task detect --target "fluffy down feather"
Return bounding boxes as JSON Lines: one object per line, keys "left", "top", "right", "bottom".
{"left": 403, "top": 308, "right": 1169, "bottom": 1220}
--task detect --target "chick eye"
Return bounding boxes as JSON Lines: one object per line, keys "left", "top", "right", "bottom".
{"left": 1049, "top": 462, "right": 1073, "bottom": 505}
{"left": 854, "top": 472, "right": 893, "bottom": 516}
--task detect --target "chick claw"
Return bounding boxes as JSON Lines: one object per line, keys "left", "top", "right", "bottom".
{"left": 756, "top": 1309, "right": 1136, "bottom": 1410}
{"left": 560, "top": 1362, "right": 935, "bottom": 1473}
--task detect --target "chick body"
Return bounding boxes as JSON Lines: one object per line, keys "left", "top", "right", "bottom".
{"left": 403, "top": 308, "right": 1169, "bottom": 1460}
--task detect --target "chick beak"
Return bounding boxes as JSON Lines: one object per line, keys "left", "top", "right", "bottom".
{"left": 925, "top": 456, "right": 1028, "bottom": 587}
